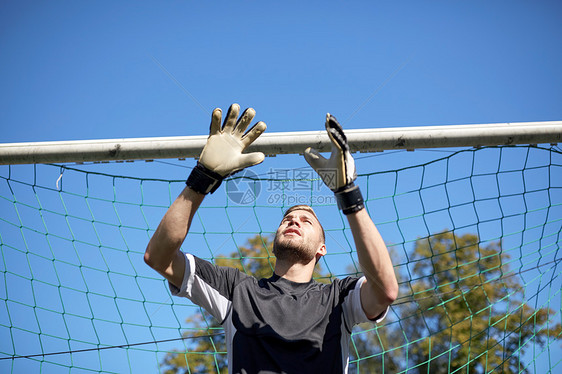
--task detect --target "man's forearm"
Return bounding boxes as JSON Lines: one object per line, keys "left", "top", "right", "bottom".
{"left": 347, "top": 209, "right": 398, "bottom": 313}
{"left": 144, "top": 187, "right": 204, "bottom": 283}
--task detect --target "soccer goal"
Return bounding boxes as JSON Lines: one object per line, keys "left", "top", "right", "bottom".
{"left": 0, "top": 121, "right": 561, "bottom": 373}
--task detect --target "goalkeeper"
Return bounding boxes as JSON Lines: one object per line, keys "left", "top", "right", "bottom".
{"left": 144, "top": 104, "right": 398, "bottom": 374}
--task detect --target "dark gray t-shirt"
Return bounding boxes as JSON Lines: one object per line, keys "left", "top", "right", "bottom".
{"left": 170, "top": 253, "right": 387, "bottom": 374}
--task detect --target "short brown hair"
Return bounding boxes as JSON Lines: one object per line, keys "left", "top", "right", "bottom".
{"left": 282, "top": 205, "right": 325, "bottom": 244}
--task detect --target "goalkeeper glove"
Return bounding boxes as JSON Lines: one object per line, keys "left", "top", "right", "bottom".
{"left": 186, "top": 103, "right": 267, "bottom": 194}
{"left": 304, "top": 114, "right": 364, "bottom": 215}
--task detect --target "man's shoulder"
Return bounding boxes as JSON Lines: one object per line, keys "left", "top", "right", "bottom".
{"left": 191, "top": 255, "right": 254, "bottom": 284}
{"left": 327, "top": 275, "right": 363, "bottom": 298}
{"left": 331, "top": 275, "right": 362, "bottom": 286}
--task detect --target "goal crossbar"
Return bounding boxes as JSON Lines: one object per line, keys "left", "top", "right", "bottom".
{"left": 1, "top": 121, "right": 560, "bottom": 165}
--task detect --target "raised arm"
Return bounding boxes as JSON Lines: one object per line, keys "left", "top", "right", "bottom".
{"left": 144, "top": 103, "right": 267, "bottom": 289}
{"left": 347, "top": 208, "right": 398, "bottom": 319}
{"left": 144, "top": 187, "right": 204, "bottom": 288}
{"left": 304, "top": 114, "right": 398, "bottom": 319}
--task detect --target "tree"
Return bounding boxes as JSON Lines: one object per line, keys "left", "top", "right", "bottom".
{"left": 160, "top": 235, "right": 331, "bottom": 373}
{"left": 361, "top": 231, "right": 561, "bottom": 374}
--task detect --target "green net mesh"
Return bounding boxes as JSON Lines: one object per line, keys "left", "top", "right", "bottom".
{"left": 1, "top": 145, "right": 561, "bottom": 373}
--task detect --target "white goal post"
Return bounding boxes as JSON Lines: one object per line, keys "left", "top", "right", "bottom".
{"left": 0, "top": 121, "right": 560, "bottom": 165}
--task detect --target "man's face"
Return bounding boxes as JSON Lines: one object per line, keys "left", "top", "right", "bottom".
{"left": 273, "top": 209, "right": 324, "bottom": 264}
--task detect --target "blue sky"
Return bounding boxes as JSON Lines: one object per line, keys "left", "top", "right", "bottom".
{"left": 1, "top": 1, "right": 561, "bottom": 373}
{"left": 2, "top": 1, "right": 561, "bottom": 144}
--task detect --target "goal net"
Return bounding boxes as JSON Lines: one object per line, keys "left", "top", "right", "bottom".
{"left": 0, "top": 127, "right": 561, "bottom": 373}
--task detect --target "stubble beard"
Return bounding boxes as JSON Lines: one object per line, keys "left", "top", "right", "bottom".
{"left": 273, "top": 234, "right": 317, "bottom": 265}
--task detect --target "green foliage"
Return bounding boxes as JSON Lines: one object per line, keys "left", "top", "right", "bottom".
{"left": 357, "top": 231, "right": 562, "bottom": 374}
{"left": 215, "top": 235, "right": 276, "bottom": 279}
{"left": 404, "top": 231, "right": 561, "bottom": 373}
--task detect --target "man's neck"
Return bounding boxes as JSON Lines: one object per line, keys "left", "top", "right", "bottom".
{"left": 274, "top": 260, "right": 314, "bottom": 283}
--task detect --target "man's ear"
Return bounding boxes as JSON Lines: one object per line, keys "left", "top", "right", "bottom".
{"left": 316, "top": 243, "right": 327, "bottom": 259}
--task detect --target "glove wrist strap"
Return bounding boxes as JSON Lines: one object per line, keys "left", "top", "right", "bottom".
{"left": 334, "top": 183, "right": 365, "bottom": 215}
{"left": 186, "top": 163, "right": 224, "bottom": 195}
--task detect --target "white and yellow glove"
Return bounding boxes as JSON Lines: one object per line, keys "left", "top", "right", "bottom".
{"left": 304, "top": 114, "right": 364, "bottom": 214}
{"left": 186, "top": 103, "right": 266, "bottom": 194}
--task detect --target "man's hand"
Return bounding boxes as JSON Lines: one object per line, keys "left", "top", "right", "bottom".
{"left": 304, "top": 114, "right": 356, "bottom": 191}
{"left": 187, "top": 103, "right": 267, "bottom": 194}
{"left": 304, "top": 114, "right": 363, "bottom": 215}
